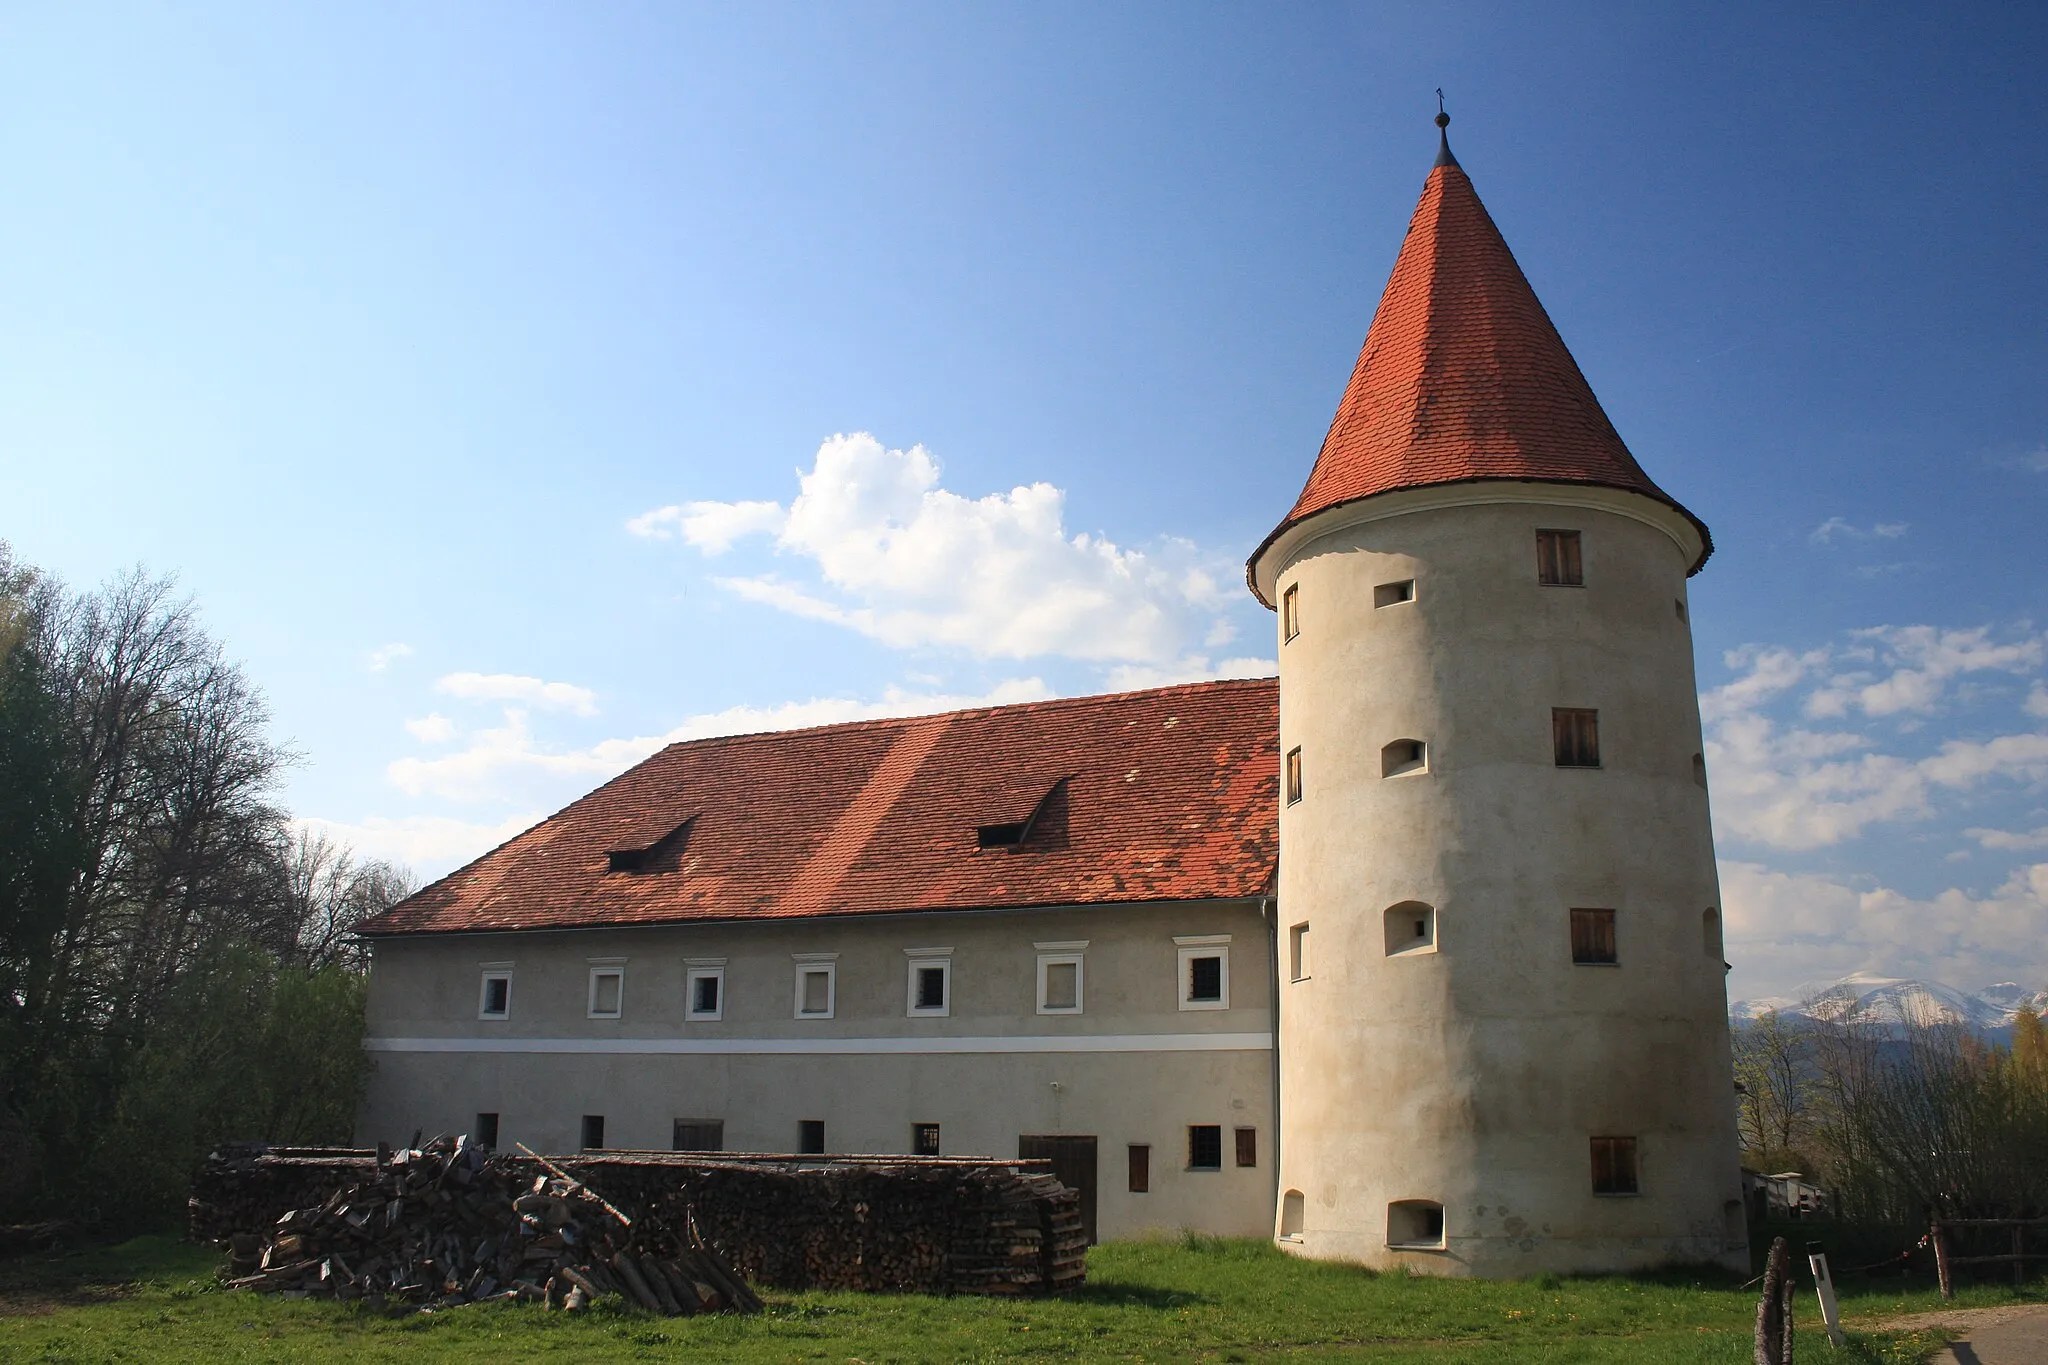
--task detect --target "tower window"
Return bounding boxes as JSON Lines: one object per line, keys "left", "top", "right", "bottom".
{"left": 1381, "top": 739, "right": 1427, "bottom": 777}
{"left": 1176, "top": 936, "right": 1231, "bottom": 1010}
{"left": 1553, "top": 709, "right": 1600, "bottom": 767}
{"left": 1675, "top": 598, "right": 1687, "bottom": 621}
{"left": 1187, "top": 1125, "right": 1223, "bottom": 1170}
{"left": 673, "top": 1119, "right": 724, "bottom": 1151}
{"left": 1692, "top": 752, "right": 1708, "bottom": 788}
{"left": 1591, "top": 1136, "right": 1639, "bottom": 1195}
{"left": 1280, "top": 1189, "right": 1305, "bottom": 1238}
{"left": 1702, "top": 907, "right": 1722, "bottom": 958}
{"left": 1571, "top": 908, "right": 1618, "bottom": 965}
{"left": 1128, "top": 1144, "right": 1150, "bottom": 1193}
{"left": 1387, "top": 1200, "right": 1445, "bottom": 1249}
{"left": 1284, "top": 747, "right": 1302, "bottom": 804}
{"left": 1536, "top": 529, "right": 1583, "bottom": 586}
{"left": 1288, "top": 922, "right": 1310, "bottom": 981}
{"left": 474, "top": 1112, "right": 499, "bottom": 1149}
{"left": 798, "top": 1119, "right": 826, "bottom": 1155}
{"left": 912, "top": 1123, "right": 941, "bottom": 1156}
{"left": 1373, "top": 579, "right": 1416, "bottom": 608}
{"left": 1282, "top": 583, "right": 1301, "bottom": 642}
{"left": 1385, "top": 902, "right": 1437, "bottom": 956}
{"left": 581, "top": 1115, "right": 605, "bottom": 1150}
{"left": 1235, "top": 1127, "right": 1257, "bottom": 1168}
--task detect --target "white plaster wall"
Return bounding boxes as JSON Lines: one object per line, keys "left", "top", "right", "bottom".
{"left": 1267, "top": 490, "right": 1744, "bottom": 1275}
{"left": 360, "top": 900, "right": 1277, "bottom": 1241}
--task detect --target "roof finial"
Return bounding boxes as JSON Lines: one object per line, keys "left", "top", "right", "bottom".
{"left": 1433, "top": 89, "right": 1460, "bottom": 169}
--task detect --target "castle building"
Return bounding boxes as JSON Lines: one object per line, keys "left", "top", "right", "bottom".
{"left": 358, "top": 121, "right": 1745, "bottom": 1274}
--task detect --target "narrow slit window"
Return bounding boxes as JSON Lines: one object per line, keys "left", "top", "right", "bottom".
{"left": 1536, "top": 529, "right": 1584, "bottom": 586}
{"left": 581, "top": 1115, "right": 605, "bottom": 1150}
{"left": 798, "top": 1119, "right": 826, "bottom": 1155}
{"left": 1285, "top": 747, "right": 1303, "bottom": 804}
{"left": 1675, "top": 597, "right": 1687, "bottom": 621}
{"left": 1702, "top": 907, "right": 1722, "bottom": 959}
{"left": 1384, "top": 902, "right": 1437, "bottom": 956}
{"left": 1552, "top": 708, "right": 1600, "bottom": 767}
{"left": 673, "top": 1119, "right": 724, "bottom": 1151}
{"left": 1282, "top": 583, "right": 1301, "bottom": 642}
{"left": 1382, "top": 739, "right": 1427, "bottom": 777}
{"left": 1591, "top": 1136, "right": 1639, "bottom": 1195}
{"left": 1288, "top": 922, "right": 1310, "bottom": 982}
{"left": 912, "top": 1123, "right": 941, "bottom": 1156}
{"left": 474, "top": 1112, "right": 499, "bottom": 1149}
{"left": 1187, "top": 1124, "right": 1222, "bottom": 1170}
{"left": 1374, "top": 579, "right": 1416, "bottom": 608}
{"left": 1235, "top": 1127, "right": 1257, "bottom": 1168}
{"left": 1128, "top": 1143, "right": 1150, "bottom": 1193}
{"left": 1280, "top": 1190, "right": 1305, "bottom": 1237}
{"left": 1571, "top": 908, "right": 1618, "bottom": 965}
{"left": 1692, "top": 752, "right": 1708, "bottom": 788}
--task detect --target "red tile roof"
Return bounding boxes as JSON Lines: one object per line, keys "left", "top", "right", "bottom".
{"left": 1249, "top": 145, "right": 1710, "bottom": 596}
{"left": 357, "top": 678, "right": 1280, "bottom": 937}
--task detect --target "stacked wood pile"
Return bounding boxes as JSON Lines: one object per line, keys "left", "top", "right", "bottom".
{"left": 202, "top": 1135, "right": 760, "bottom": 1315}
{"left": 193, "top": 1144, "right": 1086, "bottom": 1297}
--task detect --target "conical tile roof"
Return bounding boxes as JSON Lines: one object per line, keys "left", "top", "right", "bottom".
{"left": 1249, "top": 134, "right": 1710, "bottom": 596}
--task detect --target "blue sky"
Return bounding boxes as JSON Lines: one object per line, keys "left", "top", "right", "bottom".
{"left": 3, "top": 3, "right": 2045, "bottom": 1002}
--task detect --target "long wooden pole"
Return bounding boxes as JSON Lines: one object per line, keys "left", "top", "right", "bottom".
{"left": 516, "top": 1143, "right": 634, "bottom": 1228}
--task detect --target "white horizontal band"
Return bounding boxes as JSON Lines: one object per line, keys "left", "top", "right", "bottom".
{"left": 365, "top": 1031, "right": 1273, "bottom": 1056}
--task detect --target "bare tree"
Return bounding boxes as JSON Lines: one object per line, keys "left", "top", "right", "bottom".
{"left": 278, "top": 827, "right": 413, "bottom": 971}
{"left": 1733, "top": 1009, "right": 1813, "bottom": 1167}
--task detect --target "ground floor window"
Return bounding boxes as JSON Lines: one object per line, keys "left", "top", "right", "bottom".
{"left": 912, "top": 1123, "right": 941, "bottom": 1156}
{"left": 798, "top": 1119, "right": 826, "bottom": 1155}
{"left": 581, "top": 1115, "right": 605, "bottom": 1150}
{"left": 1127, "top": 1144, "right": 1150, "bottom": 1192}
{"left": 1187, "top": 1124, "right": 1222, "bottom": 1170}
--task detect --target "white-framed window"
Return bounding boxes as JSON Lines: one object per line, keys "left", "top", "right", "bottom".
{"left": 904, "top": 947, "right": 953, "bottom": 1017}
{"left": 478, "top": 962, "right": 513, "bottom": 1020}
{"left": 685, "top": 957, "right": 725, "bottom": 1022}
{"left": 587, "top": 958, "right": 626, "bottom": 1019}
{"left": 793, "top": 953, "right": 838, "bottom": 1019}
{"left": 1035, "top": 940, "right": 1087, "bottom": 1015}
{"left": 1175, "top": 935, "right": 1231, "bottom": 1010}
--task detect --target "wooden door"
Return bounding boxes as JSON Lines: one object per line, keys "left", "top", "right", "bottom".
{"left": 1019, "top": 1134, "right": 1098, "bottom": 1244}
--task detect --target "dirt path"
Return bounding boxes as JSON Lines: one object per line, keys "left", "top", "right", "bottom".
{"left": 1855, "top": 1305, "right": 2048, "bottom": 1365}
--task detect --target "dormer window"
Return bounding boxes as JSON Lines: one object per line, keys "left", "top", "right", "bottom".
{"left": 607, "top": 849, "right": 647, "bottom": 873}
{"left": 978, "top": 822, "right": 1027, "bottom": 848}
{"left": 604, "top": 815, "right": 694, "bottom": 875}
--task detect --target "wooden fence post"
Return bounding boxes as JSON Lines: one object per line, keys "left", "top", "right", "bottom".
{"left": 1755, "top": 1236, "right": 1793, "bottom": 1365}
{"left": 1932, "top": 1221, "right": 1954, "bottom": 1301}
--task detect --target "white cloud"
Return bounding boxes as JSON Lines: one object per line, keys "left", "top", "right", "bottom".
{"left": 1966, "top": 825, "right": 2048, "bottom": 852}
{"left": 1810, "top": 517, "right": 1908, "bottom": 545}
{"left": 2028, "top": 685, "right": 2048, "bottom": 719}
{"left": 1105, "top": 655, "right": 1276, "bottom": 691}
{"left": 366, "top": 642, "right": 413, "bottom": 672}
{"left": 2002, "top": 446, "right": 2048, "bottom": 474}
{"left": 1721, "top": 859, "right": 2048, "bottom": 1002}
{"left": 638, "top": 432, "right": 1243, "bottom": 667}
{"left": 1703, "top": 625, "right": 2048, "bottom": 851}
{"left": 385, "top": 679, "right": 1055, "bottom": 806}
{"left": 404, "top": 713, "right": 457, "bottom": 744}
{"left": 299, "top": 812, "right": 545, "bottom": 877}
{"left": 435, "top": 672, "right": 598, "bottom": 717}
{"left": 627, "top": 500, "right": 787, "bottom": 553}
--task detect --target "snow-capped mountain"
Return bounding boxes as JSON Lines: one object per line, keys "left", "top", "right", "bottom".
{"left": 1730, "top": 974, "right": 2047, "bottom": 1033}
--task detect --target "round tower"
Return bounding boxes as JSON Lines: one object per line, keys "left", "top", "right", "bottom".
{"left": 1250, "top": 119, "right": 1745, "bottom": 1276}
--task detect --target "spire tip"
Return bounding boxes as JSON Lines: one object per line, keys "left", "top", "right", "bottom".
{"left": 1432, "top": 91, "right": 1459, "bottom": 168}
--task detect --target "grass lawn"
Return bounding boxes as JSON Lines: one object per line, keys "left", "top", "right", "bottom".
{"left": 1, "top": 1233, "right": 2036, "bottom": 1363}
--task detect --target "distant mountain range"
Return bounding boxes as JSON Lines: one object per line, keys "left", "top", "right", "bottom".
{"left": 1729, "top": 975, "right": 2048, "bottom": 1035}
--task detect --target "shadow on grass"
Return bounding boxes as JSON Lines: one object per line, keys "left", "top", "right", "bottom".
{"left": 1067, "top": 1281, "right": 1210, "bottom": 1309}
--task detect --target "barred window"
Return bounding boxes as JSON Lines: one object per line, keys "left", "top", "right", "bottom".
{"left": 1187, "top": 1125, "right": 1223, "bottom": 1171}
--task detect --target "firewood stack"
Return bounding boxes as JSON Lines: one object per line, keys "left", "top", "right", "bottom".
{"left": 194, "top": 1145, "right": 1088, "bottom": 1298}
{"left": 212, "top": 1135, "right": 760, "bottom": 1315}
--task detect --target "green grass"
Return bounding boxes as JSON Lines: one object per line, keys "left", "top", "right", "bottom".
{"left": 0, "top": 1232, "right": 2034, "bottom": 1363}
